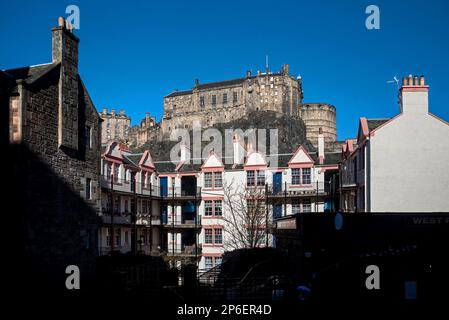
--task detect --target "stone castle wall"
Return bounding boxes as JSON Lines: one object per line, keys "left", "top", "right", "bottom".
{"left": 160, "top": 66, "right": 303, "bottom": 138}
{"left": 300, "top": 103, "right": 337, "bottom": 147}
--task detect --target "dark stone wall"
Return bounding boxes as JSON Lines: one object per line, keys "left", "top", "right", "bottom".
{"left": 11, "top": 65, "right": 102, "bottom": 293}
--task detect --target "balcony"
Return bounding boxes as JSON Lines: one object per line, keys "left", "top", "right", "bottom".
{"left": 159, "top": 186, "right": 202, "bottom": 200}
{"left": 266, "top": 182, "right": 329, "bottom": 198}
{"left": 101, "top": 176, "right": 162, "bottom": 197}
{"left": 164, "top": 215, "right": 202, "bottom": 229}
{"left": 166, "top": 244, "right": 202, "bottom": 257}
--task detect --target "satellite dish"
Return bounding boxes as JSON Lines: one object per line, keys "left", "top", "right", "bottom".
{"left": 335, "top": 212, "right": 343, "bottom": 231}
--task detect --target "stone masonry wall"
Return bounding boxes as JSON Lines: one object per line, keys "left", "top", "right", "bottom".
{"left": 20, "top": 66, "right": 101, "bottom": 287}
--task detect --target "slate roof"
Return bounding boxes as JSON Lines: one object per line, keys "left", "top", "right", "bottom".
{"left": 164, "top": 73, "right": 284, "bottom": 98}
{"left": 121, "top": 154, "right": 141, "bottom": 170}
{"left": 3, "top": 63, "right": 59, "bottom": 84}
{"left": 367, "top": 118, "right": 390, "bottom": 132}
{"left": 154, "top": 161, "right": 177, "bottom": 173}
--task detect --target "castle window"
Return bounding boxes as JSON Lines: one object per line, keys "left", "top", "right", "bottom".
{"left": 200, "top": 96, "right": 205, "bottom": 110}
{"left": 212, "top": 95, "right": 216, "bottom": 107}
{"left": 233, "top": 92, "right": 238, "bottom": 103}
{"left": 223, "top": 93, "right": 227, "bottom": 104}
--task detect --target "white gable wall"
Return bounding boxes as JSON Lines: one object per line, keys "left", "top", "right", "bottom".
{"left": 369, "top": 113, "right": 449, "bottom": 212}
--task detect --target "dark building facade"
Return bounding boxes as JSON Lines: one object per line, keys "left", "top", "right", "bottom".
{"left": 3, "top": 17, "right": 102, "bottom": 291}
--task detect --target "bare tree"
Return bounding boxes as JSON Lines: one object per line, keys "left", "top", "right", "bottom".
{"left": 222, "top": 179, "right": 267, "bottom": 250}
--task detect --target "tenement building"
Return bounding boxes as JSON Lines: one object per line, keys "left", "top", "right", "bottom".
{"left": 3, "top": 17, "right": 102, "bottom": 288}
{"left": 161, "top": 65, "right": 337, "bottom": 147}
{"left": 100, "top": 107, "right": 131, "bottom": 144}
{"left": 99, "top": 131, "right": 340, "bottom": 272}
{"left": 339, "top": 75, "right": 449, "bottom": 212}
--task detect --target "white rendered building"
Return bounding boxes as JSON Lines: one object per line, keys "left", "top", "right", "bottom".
{"left": 339, "top": 75, "right": 449, "bottom": 212}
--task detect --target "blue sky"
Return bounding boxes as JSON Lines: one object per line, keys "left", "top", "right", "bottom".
{"left": 1, "top": 0, "right": 449, "bottom": 140}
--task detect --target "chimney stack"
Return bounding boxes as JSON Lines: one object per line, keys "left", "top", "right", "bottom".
{"left": 52, "top": 17, "right": 80, "bottom": 149}
{"left": 283, "top": 64, "right": 290, "bottom": 75}
{"left": 399, "top": 74, "right": 429, "bottom": 115}
{"left": 318, "top": 128, "right": 325, "bottom": 165}
{"left": 180, "top": 143, "right": 190, "bottom": 163}
{"left": 233, "top": 134, "right": 245, "bottom": 166}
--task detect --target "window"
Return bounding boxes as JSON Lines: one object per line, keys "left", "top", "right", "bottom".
{"left": 140, "top": 231, "right": 147, "bottom": 245}
{"left": 204, "top": 172, "right": 213, "bottom": 188}
{"left": 247, "top": 170, "right": 255, "bottom": 186}
{"left": 257, "top": 170, "right": 265, "bottom": 186}
{"left": 84, "top": 125, "right": 91, "bottom": 149}
{"left": 302, "top": 168, "right": 311, "bottom": 185}
{"left": 205, "top": 229, "right": 213, "bottom": 244}
{"left": 106, "top": 229, "right": 111, "bottom": 246}
{"left": 205, "top": 200, "right": 213, "bottom": 216}
{"left": 214, "top": 200, "right": 222, "bottom": 216}
{"left": 113, "top": 165, "right": 119, "bottom": 182}
{"left": 124, "top": 200, "right": 129, "bottom": 213}
{"left": 214, "top": 172, "right": 222, "bottom": 188}
{"left": 247, "top": 199, "right": 255, "bottom": 213}
{"left": 115, "top": 228, "right": 121, "bottom": 246}
{"left": 214, "top": 229, "right": 223, "bottom": 244}
{"left": 205, "top": 257, "right": 213, "bottom": 270}
{"left": 114, "top": 197, "right": 120, "bottom": 214}
{"left": 215, "top": 256, "right": 223, "bottom": 267}
{"left": 85, "top": 178, "right": 92, "bottom": 200}
{"left": 292, "top": 169, "right": 301, "bottom": 185}
{"left": 223, "top": 93, "right": 227, "bottom": 104}
{"left": 233, "top": 92, "right": 238, "bottom": 103}
{"left": 302, "top": 199, "right": 312, "bottom": 213}
{"left": 105, "top": 162, "right": 112, "bottom": 178}
{"left": 200, "top": 96, "right": 205, "bottom": 110}
{"left": 142, "top": 200, "right": 147, "bottom": 214}
{"left": 292, "top": 200, "right": 301, "bottom": 214}
{"left": 212, "top": 95, "right": 216, "bottom": 107}
{"left": 124, "top": 231, "right": 129, "bottom": 245}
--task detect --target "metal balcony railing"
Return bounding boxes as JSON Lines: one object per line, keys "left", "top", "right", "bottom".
{"left": 166, "top": 244, "right": 202, "bottom": 256}
{"left": 164, "top": 215, "right": 201, "bottom": 227}
{"left": 266, "top": 182, "right": 329, "bottom": 197}
{"left": 159, "top": 186, "right": 202, "bottom": 198}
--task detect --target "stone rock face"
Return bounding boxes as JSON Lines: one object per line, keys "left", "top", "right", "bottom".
{"left": 135, "top": 110, "right": 314, "bottom": 162}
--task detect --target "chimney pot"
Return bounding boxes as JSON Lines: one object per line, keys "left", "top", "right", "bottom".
{"left": 58, "top": 17, "right": 65, "bottom": 27}
{"left": 413, "top": 75, "right": 419, "bottom": 86}
{"left": 408, "top": 74, "right": 413, "bottom": 86}
{"left": 419, "top": 75, "right": 425, "bottom": 86}
{"left": 402, "top": 77, "right": 407, "bottom": 86}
